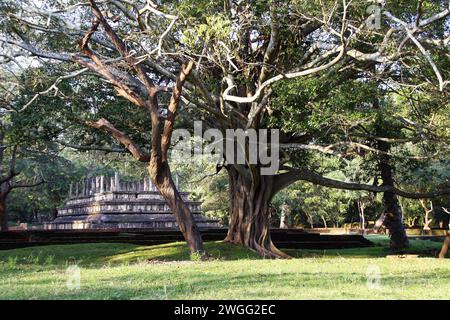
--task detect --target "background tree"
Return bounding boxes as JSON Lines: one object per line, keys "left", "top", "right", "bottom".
{"left": 0, "top": 114, "right": 46, "bottom": 231}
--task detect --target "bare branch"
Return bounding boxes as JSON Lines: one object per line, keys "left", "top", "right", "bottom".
{"left": 88, "top": 0, "right": 155, "bottom": 93}
{"left": 272, "top": 168, "right": 450, "bottom": 200}
{"left": 56, "top": 141, "right": 127, "bottom": 153}
{"left": 258, "top": 3, "right": 280, "bottom": 86}
{"left": 161, "top": 61, "right": 195, "bottom": 158}
{"left": 11, "top": 68, "right": 88, "bottom": 113}
{"left": 0, "top": 37, "right": 71, "bottom": 62}
{"left": 223, "top": 45, "right": 345, "bottom": 104}
{"left": 281, "top": 141, "right": 441, "bottom": 160}
{"left": 87, "top": 118, "right": 150, "bottom": 162}
{"left": 384, "top": 11, "right": 446, "bottom": 91}
{"left": 10, "top": 178, "right": 46, "bottom": 190}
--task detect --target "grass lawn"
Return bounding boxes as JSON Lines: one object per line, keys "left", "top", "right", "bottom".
{"left": 0, "top": 235, "right": 448, "bottom": 300}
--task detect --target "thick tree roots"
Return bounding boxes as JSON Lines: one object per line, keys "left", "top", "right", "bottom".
{"left": 224, "top": 235, "right": 291, "bottom": 259}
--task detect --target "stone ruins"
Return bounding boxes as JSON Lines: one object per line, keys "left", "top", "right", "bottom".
{"left": 45, "top": 173, "right": 221, "bottom": 230}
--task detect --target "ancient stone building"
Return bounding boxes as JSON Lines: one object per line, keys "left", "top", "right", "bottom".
{"left": 44, "top": 173, "right": 221, "bottom": 230}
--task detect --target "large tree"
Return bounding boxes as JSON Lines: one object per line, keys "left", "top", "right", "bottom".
{"left": 185, "top": 0, "right": 449, "bottom": 256}
{"left": 0, "top": 0, "right": 205, "bottom": 253}
{"left": 1, "top": 0, "right": 448, "bottom": 256}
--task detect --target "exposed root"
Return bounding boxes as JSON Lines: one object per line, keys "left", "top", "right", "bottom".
{"left": 224, "top": 237, "right": 291, "bottom": 259}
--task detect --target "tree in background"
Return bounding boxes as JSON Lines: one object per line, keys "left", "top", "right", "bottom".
{"left": 0, "top": 110, "right": 46, "bottom": 230}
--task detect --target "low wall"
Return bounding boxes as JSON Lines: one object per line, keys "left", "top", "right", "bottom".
{"left": 287, "top": 227, "right": 449, "bottom": 236}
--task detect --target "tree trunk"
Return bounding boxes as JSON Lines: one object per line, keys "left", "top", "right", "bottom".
{"left": 224, "top": 166, "right": 289, "bottom": 258}
{"left": 147, "top": 61, "right": 204, "bottom": 256}
{"left": 377, "top": 140, "right": 409, "bottom": 250}
{"left": 373, "top": 212, "right": 386, "bottom": 233}
{"left": 373, "top": 94, "right": 409, "bottom": 250}
{"left": 420, "top": 199, "right": 433, "bottom": 231}
{"left": 304, "top": 209, "right": 314, "bottom": 228}
{"left": 439, "top": 233, "right": 449, "bottom": 259}
{"left": 148, "top": 161, "right": 204, "bottom": 255}
{"left": 382, "top": 189, "right": 409, "bottom": 250}
{"left": 279, "top": 203, "right": 290, "bottom": 229}
{"left": 321, "top": 216, "right": 328, "bottom": 229}
{"left": 0, "top": 193, "right": 7, "bottom": 231}
{"left": 358, "top": 200, "right": 366, "bottom": 234}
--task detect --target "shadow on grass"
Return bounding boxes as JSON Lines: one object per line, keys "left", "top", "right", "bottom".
{"left": 286, "top": 235, "right": 445, "bottom": 259}
{"left": 0, "top": 235, "right": 446, "bottom": 268}
{"left": 0, "top": 241, "right": 261, "bottom": 267}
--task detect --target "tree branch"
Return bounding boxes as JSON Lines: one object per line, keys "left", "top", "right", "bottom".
{"left": 88, "top": 0, "right": 155, "bottom": 93}
{"left": 161, "top": 61, "right": 194, "bottom": 158}
{"left": 272, "top": 168, "right": 450, "bottom": 200}
{"left": 223, "top": 45, "right": 345, "bottom": 104}
{"left": 10, "top": 178, "right": 46, "bottom": 190}
{"left": 384, "top": 11, "right": 446, "bottom": 91}
{"left": 87, "top": 118, "right": 150, "bottom": 162}
{"left": 56, "top": 141, "right": 127, "bottom": 153}
{"left": 12, "top": 68, "right": 89, "bottom": 113}
{"left": 258, "top": 3, "right": 280, "bottom": 86}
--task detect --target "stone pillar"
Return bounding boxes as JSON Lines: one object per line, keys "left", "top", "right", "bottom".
{"left": 91, "top": 178, "right": 96, "bottom": 195}
{"left": 149, "top": 177, "right": 154, "bottom": 191}
{"left": 82, "top": 178, "right": 87, "bottom": 196}
{"left": 279, "top": 203, "right": 291, "bottom": 229}
{"left": 114, "top": 172, "right": 120, "bottom": 191}
{"left": 175, "top": 173, "right": 179, "bottom": 189}
{"left": 86, "top": 178, "right": 91, "bottom": 196}
{"left": 100, "top": 176, "right": 105, "bottom": 193}
{"left": 69, "top": 183, "right": 73, "bottom": 197}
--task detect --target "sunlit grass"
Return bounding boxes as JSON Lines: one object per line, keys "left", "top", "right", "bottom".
{"left": 0, "top": 236, "right": 448, "bottom": 300}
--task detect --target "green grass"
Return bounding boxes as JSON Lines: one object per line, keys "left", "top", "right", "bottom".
{"left": 0, "top": 236, "right": 448, "bottom": 300}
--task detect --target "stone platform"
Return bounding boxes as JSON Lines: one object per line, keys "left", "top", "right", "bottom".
{"left": 44, "top": 174, "right": 221, "bottom": 230}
